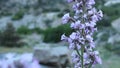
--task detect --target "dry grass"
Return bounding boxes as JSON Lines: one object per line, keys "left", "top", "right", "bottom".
{"left": 0, "top": 47, "right": 33, "bottom": 53}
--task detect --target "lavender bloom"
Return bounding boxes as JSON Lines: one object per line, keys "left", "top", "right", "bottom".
{"left": 86, "top": 35, "right": 93, "bottom": 42}
{"left": 67, "top": 0, "right": 75, "bottom": 3}
{"left": 71, "top": 21, "right": 81, "bottom": 29}
{"left": 69, "top": 43, "right": 75, "bottom": 50}
{"left": 62, "top": 13, "right": 71, "bottom": 24}
{"left": 94, "top": 55, "right": 102, "bottom": 64}
{"left": 69, "top": 32, "right": 78, "bottom": 40}
{"left": 87, "top": 0, "right": 95, "bottom": 5}
{"left": 61, "top": 0, "right": 103, "bottom": 68}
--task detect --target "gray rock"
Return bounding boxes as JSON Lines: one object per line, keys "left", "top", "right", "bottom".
{"left": 112, "top": 18, "right": 120, "bottom": 33}
{"left": 21, "top": 33, "right": 43, "bottom": 46}
{"left": 104, "top": 0, "right": 120, "bottom": 6}
{"left": 34, "top": 46, "right": 71, "bottom": 67}
{"left": 108, "top": 34, "right": 120, "bottom": 44}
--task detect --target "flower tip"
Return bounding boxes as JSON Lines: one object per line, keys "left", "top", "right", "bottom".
{"left": 61, "top": 34, "right": 68, "bottom": 41}
{"left": 62, "top": 13, "right": 70, "bottom": 24}
{"left": 67, "top": 0, "right": 75, "bottom": 3}
{"left": 98, "top": 10, "right": 103, "bottom": 18}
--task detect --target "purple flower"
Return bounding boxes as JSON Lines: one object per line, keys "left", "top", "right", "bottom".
{"left": 83, "top": 14, "right": 87, "bottom": 18}
{"left": 87, "top": 0, "right": 95, "bottom": 5}
{"left": 88, "top": 8, "right": 96, "bottom": 15}
{"left": 72, "top": 57, "right": 80, "bottom": 63}
{"left": 91, "top": 14, "right": 99, "bottom": 23}
{"left": 69, "top": 43, "right": 75, "bottom": 50}
{"left": 71, "top": 52, "right": 77, "bottom": 58}
{"left": 95, "top": 55, "right": 102, "bottom": 64}
{"left": 85, "top": 22, "right": 96, "bottom": 27}
{"left": 71, "top": 20, "right": 81, "bottom": 29}
{"left": 89, "top": 42, "right": 95, "bottom": 48}
{"left": 61, "top": 0, "right": 103, "bottom": 67}
{"left": 69, "top": 32, "right": 78, "bottom": 40}
{"left": 68, "top": 38, "right": 73, "bottom": 43}
{"left": 76, "top": 44, "right": 81, "bottom": 50}
{"left": 86, "top": 35, "right": 93, "bottom": 42}
{"left": 86, "top": 4, "right": 92, "bottom": 9}
{"left": 62, "top": 13, "right": 71, "bottom": 24}
{"left": 67, "top": 0, "right": 75, "bottom": 3}
{"left": 83, "top": 53, "right": 89, "bottom": 59}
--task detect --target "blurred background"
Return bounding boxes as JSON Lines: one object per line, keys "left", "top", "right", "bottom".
{"left": 0, "top": 0, "right": 120, "bottom": 68}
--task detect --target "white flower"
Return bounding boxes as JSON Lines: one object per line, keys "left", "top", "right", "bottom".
{"left": 97, "top": 10, "right": 103, "bottom": 20}
{"left": 61, "top": 34, "right": 68, "bottom": 41}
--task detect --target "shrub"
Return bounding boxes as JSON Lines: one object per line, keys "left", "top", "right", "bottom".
{"left": 43, "top": 24, "right": 73, "bottom": 43}
{"left": 12, "top": 11, "right": 24, "bottom": 20}
{"left": 32, "top": 27, "right": 44, "bottom": 34}
{"left": 57, "top": 12, "right": 64, "bottom": 18}
{"left": 17, "top": 26, "right": 32, "bottom": 35}
{"left": 17, "top": 26, "right": 43, "bottom": 34}
{"left": 105, "top": 43, "right": 120, "bottom": 55}
{"left": 44, "top": 19, "right": 53, "bottom": 28}
{"left": 0, "top": 23, "right": 23, "bottom": 47}
{"left": 42, "top": 8, "right": 60, "bottom": 13}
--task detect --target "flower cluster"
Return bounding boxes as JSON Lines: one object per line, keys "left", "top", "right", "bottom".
{"left": 61, "top": 0, "right": 103, "bottom": 68}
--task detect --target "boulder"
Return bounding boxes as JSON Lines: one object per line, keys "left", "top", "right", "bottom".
{"left": 34, "top": 46, "right": 71, "bottom": 68}
{"left": 104, "top": 0, "right": 120, "bottom": 6}
{"left": 108, "top": 34, "right": 120, "bottom": 44}
{"left": 112, "top": 18, "right": 120, "bottom": 33}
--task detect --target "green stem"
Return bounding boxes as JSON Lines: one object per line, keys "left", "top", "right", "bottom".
{"left": 76, "top": 49, "right": 82, "bottom": 58}
{"left": 75, "top": 43, "right": 82, "bottom": 58}
{"left": 88, "top": 62, "right": 93, "bottom": 68}
{"left": 81, "top": 45, "right": 84, "bottom": 68}
{"left": 88, "top": 59, "right": 94, "bottom": 68}
{"left": 81, "top": 0, "right": 86, "bottom": 68}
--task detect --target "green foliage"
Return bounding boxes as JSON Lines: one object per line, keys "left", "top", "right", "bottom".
{"left": 0, "top": 23, "right": 23, "bottom": 47}
{"left": 32, "top": 27, "right": 44, "bottom": 34}
{"left": 44, "top": 19, "right": 53, "bottom": 28}
{"left": 17, "top": 26, "right": 32, "bottom": 35}
{"left": 97, "top": 16, "right": 111, "bottom": 27}
{"left": 102, "top": 6, "right": 120, "bottom": 18}
{"left": 95, "top": 0, "right": 106, "bottom": 7}
{"left": 42, "top": 8, "right": 60, "bottom": 13}
{"left": 17, "top": 26, "right": 43, "bottom": 34}
{"left": 12, "top": 11, "right": 24, "bottom": 20}
{"left": 43, "top": 24, "right": 73, "bottom": 43}
{"left": 105, "top": 43, "right": 120, "bottom": 55}
{"left": 0, "top": 12, "right": 11, "bottom": 17}
{"left": 57, "top": 12, "right": 64, "bottom": 18}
